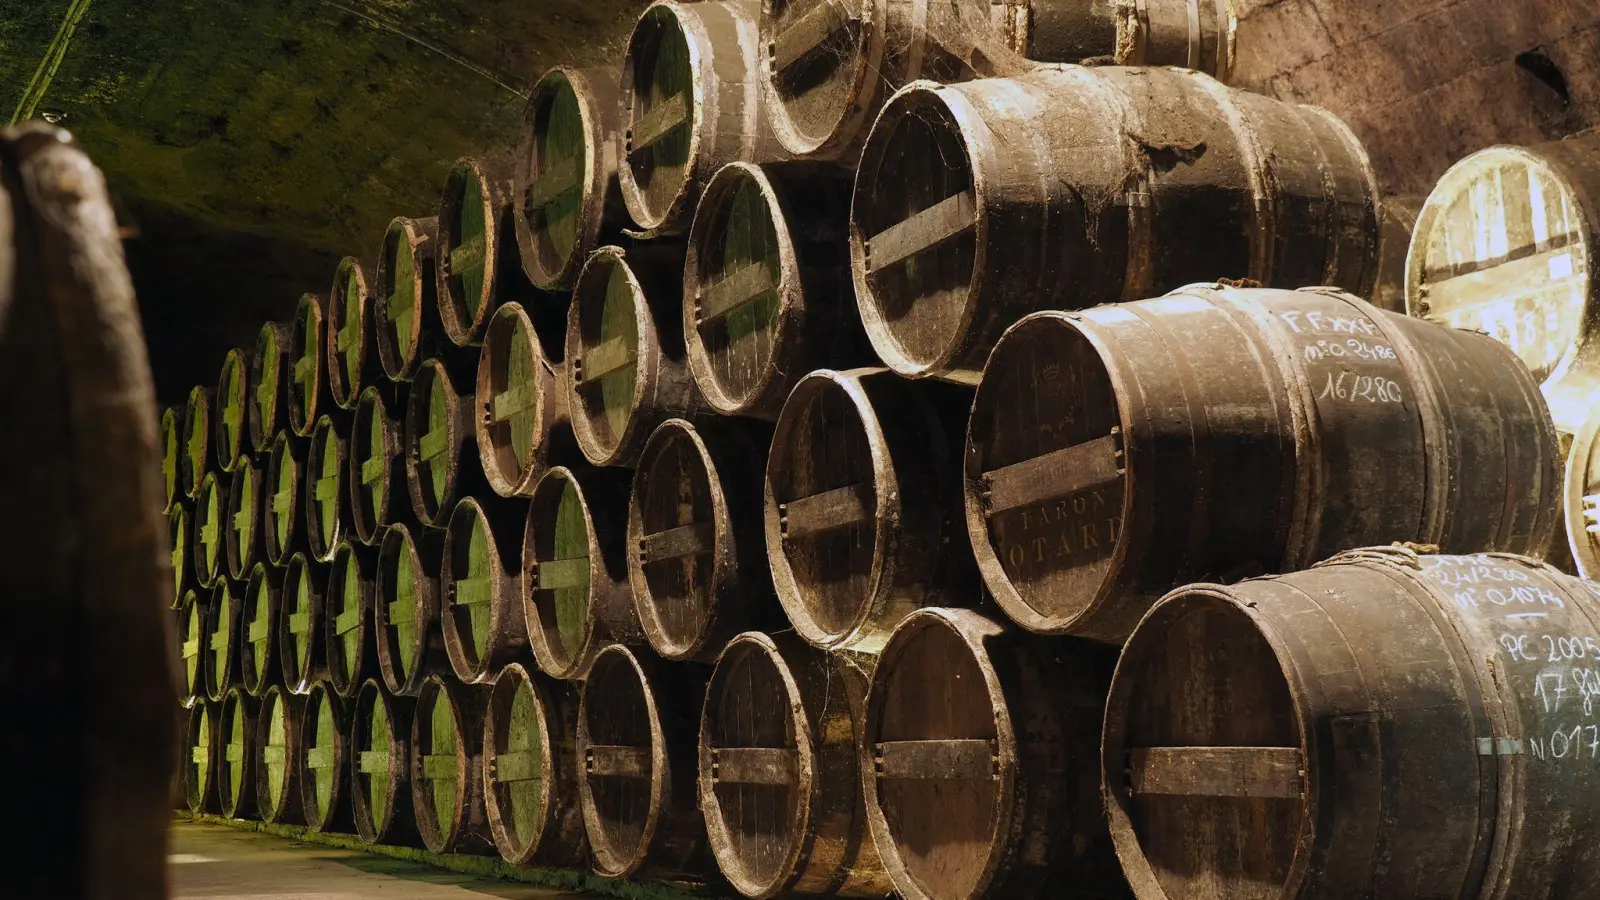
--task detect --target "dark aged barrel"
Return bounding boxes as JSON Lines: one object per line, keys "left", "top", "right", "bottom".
{"left": 350, "top": 385, "right": 407, "bottom": 544}
{"left": 225, "top": 453, "right": 263, "bottom": 580}
{"left": 684, "top": 162, "right": 866, "bottom": 419}
{"left": 412, "top": 673, "right": 495, "bottom": 854}
{"left": 181, "top": 385, "right": 213, "bottom": 501}
{"left": 306, "top": 414, "right": 349, "bottom": 564}
{"left": 476, "top": 301, "right": 571, "bottom": 497}
{"left": 376, "top": 216, "right": 442, "bottom": 382}
{"left": 578, "top": 644, "right": 713, "bottom": 878}
{"left": 1105, "top": 549, "right": 1600, "bottom": 900}
{"left": 255, "top": 685, "right": 306, "bottom": 825}
{"left": 516, "top": 66, "right": 626, "bottom": 292}
{"left": 299, "top": 681, "right": 353, "bottom": 832}
{"left": 619, "top": 0, "right": 779, "bottom": 237}
{"left": 178, "top": 588, "right": 206, "bottom": 707}
{"left": 406, "top": 357, "right": 481, "bottom": 527}
{"left": 264, "top": 430, "right": 307, "bottom": 565}
{"left": 966, "top": 284, "right": 1564, "bottom": 642}
{"left": 183, "top": 702, "right": 219, "bottom": 815}
{"left": 217, "top": 687, "right": 259, "bottom": 820}
{"left": 327, "top": 256, "right": 379, "bottom": 410}
{"left": 441, "top": 495, "right": 529, "bottom": 683}
{"left": 759, "top": 0, "right": 1028, "bottom": 163}
{"left": 206, "top": 580, "right": 243, "bottom": 704}
{"left": 1568, "top": 408, "right": 1600, "bottom": 578}
{"left": 215, "top": 347, "right": 251, "bottom": 472}
{"left": 193, "top": 470, "right": 230, "bottom": 589}
{"left": 522, "top": 465, "right": 644, "bottom": 679}
{"left": 629, "top": 417, "right": 776, "bottom": 661}
{"left": 288, "top": 293, "right": 329, "bottom": 437}
{"left": 864, "top": 608, "right": 1122, "bottom": 900}
{"left": 170, "top": 505, "right": 193, "bottom": 610}
{"left": 567, "top": 245, "right": 702, "bottom": 467}
{"left": 326, "top": 541, "right": 377, "bottom": 700}
{"left": 376, "top": 522, "right": 446, "bottom": 697}
{"left": 699, "top": 632, "right": 892, "bottom": 899}
{"left": 483, "top": 663, "right": 588, "bottom": 867}
{"left": 850, "top": 66, "right": 1381, "bottom": 381}
{"left": 161, "top": 405, "right": 182, "bottom": 513}
{"left": 766, "top": 368, "right": 974, "bottom": 653}
{"left": 438, "top": 158, "right": 513, "bottom": 348}
{"left": 1011, "top": 0, "right": 1235, "bottom": 75}
{"left": 249, "top": 321, "right": 290, "bottom": 453}
{"left": 1405, "top": 136, "right": 1600, "bottom": 439}
{"left": 241, "top": 562, "right": 283, "bottom": 697}
{"left": 280, "top": 553, "right": 328, "bottom": 695}
{"left": 352, "top": 678, "right": 418, "bottom": 845}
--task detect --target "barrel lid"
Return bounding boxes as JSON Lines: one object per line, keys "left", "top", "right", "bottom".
{"left": 443, "top": 497, "right": 500, "bottom": 680}
{"left": 302, "top": 682, "right": 344, "bottom": 828}
{"left": 243, "top": 563, "right": 278, "bottom": 694}
{"left": 161, "top": 406, "right": 182, "bottom": 512}
{"left": 525, "top": 468, "right": 601, "bottom": 679}
{"left": 329, "top": 256, "right": 371, "bottom": 409}
{"left": 282, "top": 553, "right": 322, "bottom": 693}
{"left": 265, "top": 430, "right": 300, "bottom": 565}
{"left": 1407, "top": 145, "right": 1595, "bottom": 387}
{"left": 352, "top": 386, "right": 394, "bottom": 541}
{"left": 219, "top": 688, "right": 252, "bottom": 816}
{"left": 183, "top": 386, "right": 211, "bottom": 499}
{"left": 378, "top": 216, "right": 428, "bottom": 380}
{"left": 289, "top": 294, "right": 325, "bottom": 437}
{"left": 863, "top": 608, "right": 1012, "bottom": 900}
{"left": 170, "top": 505, "right": 189, "bottom": 609}
{"left": 378, "top": 523, "right": 429, "bottom": 692}
{"left": 569, "top": 248, "right": 647, "bottom": 466}
{"left": 485, "top": 663, "right": 558, "bottom": 863}
{"left": 761, "top": 0, "right": 871, "bottom": 159}
{"left": 438, "top": 158, "right": 500, "bottom": 347}
{"left": 308, "top": 415, "right": 346, "bottom": 560}
{"left": 578, "top": 644, "right": 666, "bottom": 877}
{"left": 851, "top": 84, "right": 981, "bottom": 378}
{"left": 407, "top": 358, "right": 460, "bottom": 523}
{"left": 187, "top": 702, "right": 213, "bottom": 813}
{"left": 631, "top": 419, "right": 726, "bottom": 659}
{"left": 621, "top": 3, "right": 700, "bottom": 232}
{"left": 414, "top": 674, "right": 470, "bottom": 852}
{"left": 965, "top": 312, "right": 1129, "bottom": 635}
{"left": 208, "top": 580, "right": 238, "bottom": 701}
{"left": 328, "top": 542, "right": 368, "bottom": 695}
{"left": 700, "top": 632, "right": 813, "bottom": 896}
{"left": 258, "top": 685, "right": 293, "bottom": 821}
{"left": 250, "top": 321, "right": 285, "bottom": 451}
{"left": 180, "top": 589, "right": 204, "bottom": 700}
{"left": 227, "top": 454, "right": 258, "bottom": 580}
{"left": 354, "top": 679, "right": 397, "bottom": 836}
{"left": 479, "top": 303, "right": 549, "bottom": 495}
{"left": 520, "top": 69, "right": 598, "bottom": 289}
{"left": 686, "top": 163, "right": 791, "bottom": 414}
{"left": 216, "top": 347, "right": 250, "bottom": 472}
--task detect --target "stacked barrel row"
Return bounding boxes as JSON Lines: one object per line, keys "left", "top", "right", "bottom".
{"left": 156, "top": 2, "right": 1600, "bottom": 900}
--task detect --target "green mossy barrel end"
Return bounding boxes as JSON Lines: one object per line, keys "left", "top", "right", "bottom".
{"left": 170, "top": 504, "right": 194, "bottom": 610}
{"left": 376, "top": 522, "right": 444, "bottom": 698}
{"left": 264, "top": 430, "right": 307, "bottom": 566}
{"left": 218, "top": 687, "right": 260, "bottom": 820}
{"left": 404, "top": 357, "right": 479, "bottom": 527}
{"left": 306, "top": 414, "right": 349, "bottom": 564}
{"left": 483, "top": 662, "right": 588, "bottom": 867}
{"left": 178, "top": 588, "right": 207, "bottom": 707}
{"left": 279, "top": 553, "right": 328, "bottom": 695}
{"left": 206, "top": 579, "right": 243, "bottom": 704}
{"left": 182, "top": 386, "right": 214, "bottom": 501}
{"left": 225, "top": 454, "right": 263, "bottom": 581}
{"left": 441, "top": 495, "right": 528, "bottom": 684}
{"left": 161, "top": 405, "right": 183, "bottom": 513}
{"left": 411, "top": 674, "right": 494, "bottom": 855}
{"left": 250, "top": 322, "right": 291, "bottom": 453}
{"left": 376, "top": 216, "right": 441, "bottom": 383}
{"left": 475, "top": 302, "right": 570, "bottom": 498}
{"left": 241, "top": 562, "right": 284, "bottom": 698}
{"left": 215, "top": 347, "right": 252, "bottom": 473}
{"left": 193, "top": 470, "right": 231, "bottom": 589}
{"left": 299, "top": 681, "right": 353, "bottom": 833}
{"left": 255, "top": 684, "right": 307, "bottom": 826}
{"left": 184, "top": 701, "right": 220, "bottom": 815}
{"left": 288, "top": 294, "right": 328, "bottom": 437}
{"left": 326, "top": 541, "right": 377, "bottom": 700}
{"left": 437, "top": 158, "right": 510, "bottom": 348}
{"left": 328, "top": 256, "right": 378, "bottom": 410}
{"left": 352, "top": 678, "right": 418, "bottom": 845}
{"left": 350, "top": 385, "right": 405, "bottom": 545}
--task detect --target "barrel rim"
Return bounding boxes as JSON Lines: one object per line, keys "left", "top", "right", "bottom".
{"left": 226, "top": 453, "right": 261, "bottom": 581}
{"left": 523, "top": 465, "right": 605, "bottom": 679}
{"left": 242, "top": 560, "right": 282, "bottom": 697}
{"left": 179, "top": 588, "right": 204, "bottom": 706}
{"left": 288, "top": 293, "right": 325, "bottom": 437}
{"left": 351, "top": 676, "right": 404, "bottom": 843}
{"left": 758, "top": 0, "right": 883, "bottom": 160}
{"left": 441, "top": 494, "right": 510, "bottom": 683}
{"left": 161, "top": 405, "right": 183, "bottom": 512}
{"left": 194, "top": 469, "right": 228, "bottom": 588}
{"left": 483, "top": 661, "right": 559, "bottom": 864}
{"left": 186, "top": 700, "right": 217, "bottom": 814}
{"left": 170, "top": 503, "right": 191, "bottom": 610}
{"left": 255, "top": 684, "right": 303, "bottom": 824}
{"left": 326, "top": 540, "right": 373, "bottom": 698}
{"left": 436, "top": 157, "right": 504, "bottom": 348}
{"left": 305, "top": 413, "right": 347, "bottom": 563}
{"left": 516, "top": 66, "right": 613, "bottom": 291}
{"left": 279, "top": 551, "right": 325, "bottom": 695}
{"left": 299, "top": 680, "right": 349, "bottom": 831}
{"left": 349, "top": 384, "right": 396, "bottom": 544}
{"left": 183, "top": 385, "right": 212, "bottom": 499}
{"left": 218, "top": 686, "right": 257, "bottom": 818}
{"left": 617, "top": 0, "right": 709, "bottom": 235}
{"left": 404, "top": 357, "right": 466, "bottom": 527}
{"left": 697, "top": 630, "right": 816, "bottom": 898}
{"left": 215, "top": 346, "right": 250, "bottom": 473}
{"left": 764, "top": 368, "right": 894, "bottom": 650}
{"left": 850, "top": 79, "right": 986, "bottom": 379}
{"left": 577, "top": 643, "right": 669, "bottom": 878}
{"left": 411, "top": 673, "right": 474, "bottom": 853}
{"left": 328, "top": 255, "right": 373, "bottom": 410}
{"left": 376, "top": 521, "right": 436, "bottom": 697}
{"left": 476, "top": 301, "right": 554, "bottom": 497}
{"left": 565, "top": 246, "right": 657, "bottom": 467}
{"left": 264, "top": 428, "right": 302, "bottom": 566}
{"left": 376, "top": 215, "right": 431, "bottom": 382}
{"left": 250, "top": 321, "right": 288, "bottom": 452}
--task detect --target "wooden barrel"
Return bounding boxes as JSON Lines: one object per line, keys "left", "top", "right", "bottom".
{"left": 864, "top": 607, "right": 1122, "bottom": 900}
{"left": 178, "top": 588, "right": 206, "bottom": 707}
{"left": 1015, "top": 0, "right": 1235, "bottom": 75}
{"left": 412, "top": 673, "right": 496, "bottom": 854}
{"left": 327, "top": 256, "right": 379, "bottom": 410}
{"left": 850, "top": 66, "right": 1381, "bottom": 381}
{"left": 683, "top": 162, "right": 865, "bottom": 419}
{"left": 1405, "top": 136, "right": 1600, "bottom": 438}
{"left": 578, "top": 644, "right": 712, "bottom": 878}
{"left": 441, "top": 495, "right": 529, "bottom": 683}
{"left": 170, "top": 504, "right": 193, "bottom": 610}
{"left": 192, "top": 470, "right": 229, "bottom": 589}
{"left": 522, "top": 465, "right": 643, "bottom": 679}
{"left": 515, "top": 66, "right": 626, "bottom": 291}
{"left": 475, "top": 301, "right": 571, "bottom": 497}
{"left": 287, "top": 293, "right": 329, "bottom": 438}
{"left": 161, "top": 405, "right": 182, "bottom": 513}
{"left": 327, "top": 541, "right": 377, "bottom": 699}
{"left": 255, "top": 684, "right": 306, "bottom": 825}
{"left": 299, "top": 681, "right": 353, "bottom": 832}
{"left": 619, "top": 0, "right": 778, "bottom": 237}
{"left": 352, "top": 678, "right": 418, "bottom": 845}
{"left": 699, "top": 632, "right": 892, "bottom": 899}
{"left": 375, "top": 216, "right": 442, "bottom": 382}
{"left": 405, "top": 357, "right": 481, "bottom": 527}
{"left": 225, "top": 453, "right": 263, "bottom": 581}
{"left": 483, "top": 662, "right": 589, "bottom": 867}
{"left": 438, "top": 158, "right": 513, "bottom": 348}
{"left": 241, "top": 562, "right": 283, "bottom": 698}
{"left": 1567, "top": 407, "right": 1600, "bottom": 577}
{"left": 264, "top": 430, "right": 307, "bottom": 565}
{"left": 279, "top": 553, "right": 328, "bottom": 695}
{"left": 181, "top": 385, "right": 213, "bottom": 501}
{"left": 249, "top": 322, "right": 289, "bottom": 453}
{"left": 567, "top": 244, "right": 701, "bottom": 467}
{"left": 205, "top": 580, "right": 243, "bottom": 704}
{"left": 217, "top": 687, "right": 259, "bottom": 820}
{"left": 1104, "top": 549, "right": 1600, "bottom": 899}
{"left": 375, "top": 522, "right": 446, "bottom": 697}
{"left": 183, "top": 701, "right": 219, "bottom": 815}
{"left": 350, "top": 384, "right": 407, "bottom": 544}
{"left": 629, "top": 417, "right": 776, "bottom": 661}
{"left": 215, "top": 347, "right": 251, "bottom": 472}
{"left": 306, "top": 413, "right": 349, "bottom": 563}
{"left": 965, "top": 284, "right": 1563, "bottom": 642}
{"left": 766, "top": 368, "right": 974, "bottom": 653}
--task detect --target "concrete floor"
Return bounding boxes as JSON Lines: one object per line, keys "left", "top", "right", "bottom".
{"left": 170, "top": 821, "right": 596, "bottom": 899}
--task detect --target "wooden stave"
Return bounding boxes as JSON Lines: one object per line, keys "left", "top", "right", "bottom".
{"left": 482, "top": 661, "right": 590, "bottom": 867}
{"left": 440, "top": 494, "right": 531, "bottom": 684}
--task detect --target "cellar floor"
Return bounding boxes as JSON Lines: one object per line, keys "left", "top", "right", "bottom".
{"left": 169, "top": 821, "right": 597, "bottom": 899}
